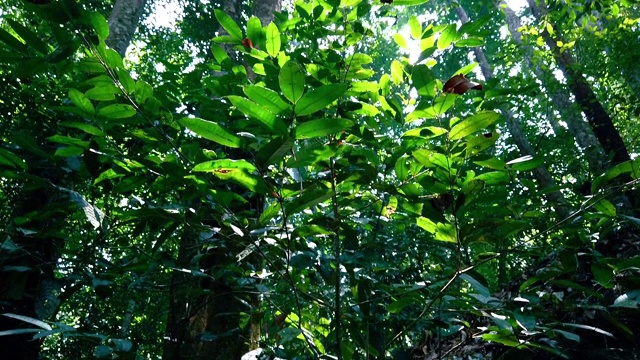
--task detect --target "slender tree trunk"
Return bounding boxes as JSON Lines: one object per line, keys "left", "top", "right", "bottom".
{"left": 452, "top": 4, "right": 570, "bottom": 220}
{"left": 253, "top": 0, "right": 281, "bottom": 26}
{"left": 106, "top": 0, "right": 148, "bottom": 57}
{"left": 526, "top": 0, "right": 631, "bottom": 167}
{"left": 498, "top": 1, "right": 605, "bottom": 175}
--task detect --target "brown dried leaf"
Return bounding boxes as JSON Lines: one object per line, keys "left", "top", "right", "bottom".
{"left": 443, "top": 74, "right": 483, "bottom": 95}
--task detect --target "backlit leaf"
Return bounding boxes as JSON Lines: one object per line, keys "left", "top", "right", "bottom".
{"left": 179, "top": 117, "right": 241, "bottom": 148}
{"left": 295, "top": 118, "right": 353, "bottom": 139}
{"left": 296, "top": 84, "right": 347, "bottom": 116}
{"left": 279, "top": 61, "right": 305, "bottom": 104}
{"left": 449, "top": 111, "right": 500, "bottom": 140}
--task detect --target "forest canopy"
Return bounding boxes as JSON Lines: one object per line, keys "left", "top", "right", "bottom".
{"left": 0, "top": 0, "right": 639, "bottom": 359}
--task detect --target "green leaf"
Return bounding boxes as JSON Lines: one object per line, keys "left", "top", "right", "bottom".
{"left": 279, "top": 61, "right": 305, "bottom": 104}
{"left": 246, "top": 17, "right": 263, "bottom": 48}
{"left": 296, "top": 84, "right": 348, "bottom": 116}
{"left": 593, "top": 199, "right": 616, "bottom": 217}
{"left": 388, "top": 297, "right": 417, "bottom": 313}
{"left": 69, "top": 88, "right": 95, "bottom": 115}
{"left": 395, "top": 155, "right": 409, "bottom": 182}
{"left": 47, "top": 135, "right": 89, "bottom": 149}
{"left": 194, "top": 160, "right": 266, "bottom": 193}
{"left": 295, "top": 118, "right": 353, "bottom": 139}
{"left": 455, "top": 38, "right": 484, "bottom": 47}
{"left": 90, "top": 12, "right": 109, "bottom": 41}
{"left": 0, "top": 148, "right": 27, "bottom": 170}
{"left": 392, "top": 33, "right": 407, "bottom": 49}
{"left": 457, "top": 14, "right": 492, "bottom": 36}
{"left": 134, "top": 80, "right": 153, "bottom": 104}
{"left": 97, "top": 104, "right": 136, "bottom": 119}
{"left": 475, "top": 171, "right": 509, "bottom": 185}
{"left": 227, "top": 96, "right": 287, "bottom": 135}
{"left": 591, "top": 263, "right": 614, "bottom": 289}
{"left": 6, "top": 19, "right": 48, "bottom": 54}
{"left": 179, "top": 117, "right": 241, "bottom": 148}
{"left": 285, "top": 188, "right": 332, "bottom": 215}
{"left": 437, "top": 24, "right": 457, "bottom": 50}
{"left": 265, "top": 22, "right": 281, "bottom": 57}
{"left": 59, "top": 121, "right": 105, "bottom": 136}
{"left": 449, "top": 111, "right": 501, "bottom": 140}
{"left": 408, "top": 15, "right": 422, "bottom": 39}
{"left": 255, "top": 136, "right": 295, "bottom": 167}
{"left": 412, "top": 64, "right": 436, "bottom": 96}
{"left": 0, "top": 27, "right": 27, "bottom": 53}
{"left": 85, "top": 84, "right": 120, "bottom": 101}
{"left": 214, "top": 9, "right": 243, "bottom": 41}
{"left": 243, "top": 85, "right": 292, "bottom": 115}
{"left": 454, "top": 62, "right": 478, "bottom": 76}
{"left": 413, "top": 149, "right": 450, "bottom": 170}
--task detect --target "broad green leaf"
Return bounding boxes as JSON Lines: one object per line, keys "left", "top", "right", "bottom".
{"left": 413, "top": 149, "right": 450, "bottom": 170}
{"left": 0, "top": 27, "right": 27, "bottom": 53}
{"left": 117, "top": 69, "right": 135, "bottom": 94}
{"left": 259, "top": 202, "right": 281, "bottom": 224}
{"left": 246, "top": 17, "right": 263, "bottom": 48}
{"left": 591, "top": 158, "right": 640, "bottom": 193}
{"left": 591, "top": 263, "right": 614, "bottom": 289}
{"left": 255, "top": 136, "right": 295, "bottom": 167}
{"left": 388, "top": 297, "right": 417, "bottom": 313}
{"left": 0, "top": 148, "right": 27, "bottom": 170}
{"left": 69, "top": 88, "right": 95, "bottom": 115}
{"left": 593, "top": 199, "right": 616, "bottom": 217}
{"left": 412, "top": 64, "right": 436, "bottom": 96}
{"left": 228, "top": 95, "right": 287, "bottom": 135}
{"left": 432, "top": 93, "right": 457, "bottom": 115}
{"left": 437, "top": 24, "right": 457, "bottom": 50}
{"left": 179, "top": 117, "right": 241, "bottom": 148}
{"left": 455, "top": 38, "right": 484, "bottom": 47}
{"left": 194, "top": 160, "right": 266, "bottom": 193}
{"left": 466, "top": 132, "right": 499, "bottom": 156}
{"left": 279, "top": 61, "right": 305, "bottom": 104}
{"left": 474, "top": 156, "right": 506, "bottom": 170}
{"left": 6, "top": 19, "right": 48, "bottom": 54}
{"left": 243, "top": 85, "right": 291, "bottom": 115}
{"left": 134, "top": 80, "right": 153, "bottom": 104}
{"left": 454, "top": 62, "right": 478, "bottom": 76}
{"left": 457, "top": 14, "right": 492, "bottom": 36}
{"left": 296, "top": 83, "right": 348, "bottom": 116}
{"left": 214, "top": 9, "right": 243, "bottom": 41}
{"left": 295, "top": 118, "right": 353, "bottom": 139}
{"left": 449, "top": 111, "right": 501, "bottom": 140}
{"left": 395, "top": 155, "right": 409, "bottom": 182}
{"left": 89, "top": 13, "right": 109, "bottom": 41}
{"left": 265, "top": 22, "right": 281, "bottom": 57}
{"left": 460, "top": 273, "right": 490, "bottom": 297}
{"left": 392, "top": 33, "right": 407, "bottom": 49}
{"left": 85, "top": 84, "right": 120, "bottom": 101}
{"left": 285, "top": 189, "right": 332, "bottom": 215}
{"left": 97, "top": 104, "right": 136, "bottom": 119}
{"left": 408, "top": 15, "right": 422, "bottom": 39}
{"left": 47, "top": 135, "right": 89, "bottom": 149}
{"left": 390, "top": 60, "right": 403, "bottom": 85}
{"left": 60, "top": 122, "right": 105, "bottom": 136}
{"left": 475, "top": 171, "right": 509, "bottom": 185}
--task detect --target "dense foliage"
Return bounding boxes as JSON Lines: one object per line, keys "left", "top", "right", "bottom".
{"left": 0, "top": 0, "right": 639, "bottom": 359}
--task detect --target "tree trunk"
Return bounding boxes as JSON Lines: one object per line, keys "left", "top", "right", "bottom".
{"left": 498, "top": 1, "right": 605, "bottom": 175}
{"left": 106, "top": 0, "right": 148, "bottom": 57}
{"left": 526, "top": 0, "right": 631, "bottom": 168}
{"left": 253, "top": 0, "right": 281, "bottom": 26}
{"left": 452, "top": 4, "right": 570, "bottom": 220}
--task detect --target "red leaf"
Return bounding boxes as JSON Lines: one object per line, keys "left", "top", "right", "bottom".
{"left": 242, "top": 38, "right": 253, "bottom": 49}
{"left": 443, "top": 74, "right": 483, "bottom": 95}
